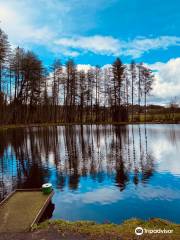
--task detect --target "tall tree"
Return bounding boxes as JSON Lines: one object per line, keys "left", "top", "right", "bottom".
{"left": 51, "top": 59, "right": 62, "bottom": 122}
{"left": 65, "top": 60, "right": 77, "bottom": 122}
{"left": 130, "top": 60, "right": 136, "bottom": 122}
{"left": 94, "top": 65, "right": 101, "bottom": 122}
{"left": 0, "top": 27, "right": 159, "bottom": 125}
{"left": 0, "top": 28, "right": 9, "bottom": 97}
{"left": 78, "top": 70, "right": 86, "bottom": 122}
{"left": 87, "top": 68, "right": 95, "bottom": 121}
{"left": 112, "top": 58, "right": 125, "bottom": 121}
{"left": 137, "top": 63, "right": 143, "bottom": 120}
{"left": 141, "top": 65, "right": 154, "bottom": 122}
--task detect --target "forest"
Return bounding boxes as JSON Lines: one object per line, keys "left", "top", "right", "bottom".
{"left": 0, "top": 27, "right": 169, "bottom": 125}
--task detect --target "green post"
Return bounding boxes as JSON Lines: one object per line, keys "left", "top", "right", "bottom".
{"left": 42, "top": 183, "right": 52, "bottom": 194}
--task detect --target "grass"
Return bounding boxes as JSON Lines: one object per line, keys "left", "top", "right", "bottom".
{"left": 32, "top": 218, "right": 180, "bottom": 240}
{"left": 137, "top": 112, "right": 180, "bottom": 122}
{"left": 0, "top": 112, "right": 179, "bottom": 131}
{"left": 0, "top": 117, "right": 179, "bottom": 131}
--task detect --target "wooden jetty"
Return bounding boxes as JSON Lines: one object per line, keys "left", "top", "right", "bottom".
{"left": 0, "top": 189, "right": 54, "bottom": 233}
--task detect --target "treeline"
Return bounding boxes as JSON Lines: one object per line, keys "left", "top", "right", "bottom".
{"left": 0, "top": 28, "right": 154, "bottom": 124}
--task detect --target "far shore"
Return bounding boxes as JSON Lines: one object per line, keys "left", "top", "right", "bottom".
{"left": 0, "top": 121, "right": 179, "bottom": 130}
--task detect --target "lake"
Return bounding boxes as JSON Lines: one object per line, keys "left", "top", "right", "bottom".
{"left": 0, "top": 124, "right": 180, "bottom": 224}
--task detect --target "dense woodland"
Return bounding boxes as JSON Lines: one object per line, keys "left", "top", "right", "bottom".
{"left": 0, "top": 27, "right": 177, "bottom": 125}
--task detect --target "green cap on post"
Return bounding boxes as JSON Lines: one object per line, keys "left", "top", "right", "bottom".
{"left": 42, "top": 183, "right": 52, "bottom": 194}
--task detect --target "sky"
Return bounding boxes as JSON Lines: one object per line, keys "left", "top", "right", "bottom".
{"left": 0, "top": 0, "right": 180, "bottom": 104}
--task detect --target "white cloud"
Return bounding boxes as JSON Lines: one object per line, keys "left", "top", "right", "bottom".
{"left": 81, "top": 187, "right": 122, "bottom": 204}
{"left": 77, "top": 64, "right": 94, "bottom": 72}
{"left": 55, "top": 35, "right": 180, "bottom": 58}
{"left": 74, "top": 58, "right": 180, "bottom": 105}
{"left": 58, "top": 184, "right": 180, "bottom": 205}
{"left": 55, "top": 35, "right": 120, "bottom": 56}
{"left": 1, "top": 0, "right": 180, "bottom": 58}
{"left": 0, "top": 1, "right": 179, "bottom": 105}
{"left": 0, "top": 0, "right": 114, "bottom": 52}
{"left": 0, "top": 0, "right": 57, "bottom": 47}
{"left": 125, "top": 36, "right": 180, "bottom": 58}
{"left": 55, "top": 187, "right": 122, "bottom": 205}
{"left": 61, "top": 49, "right": 80, "bottom": 57}
{"left": 148, "top": 58, "right": 180, "bottom": 104}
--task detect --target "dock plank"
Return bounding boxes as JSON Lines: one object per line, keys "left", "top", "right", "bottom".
{"left": 0, "top": 190, "right": 53, "bottom": 233}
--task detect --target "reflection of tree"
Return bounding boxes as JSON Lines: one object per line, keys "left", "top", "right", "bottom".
{"left": 0, "top": 124, "right": 157, "bottom": 199}
{"left": 167, "top": 125, "right": 179, "bottom": 147}
{"left": 114, "top": 126, "right": 129, "bottom": 191}
{"left": 115, "top": 161, "right": 128, "bottom": 191}
{"left": 64, "top": 126, "right": 80, "bottom": 190}
{"left": 40, "top": 201, "right": 55, "bottom": 222}
{"left": 141, "top": 124, "right": 154, "bottom": 183}
{"left": 0, "top": 128, "right": 50, "bottom": 200}
{"left": 132, "top": 125, "right": 139, "bottom": 185}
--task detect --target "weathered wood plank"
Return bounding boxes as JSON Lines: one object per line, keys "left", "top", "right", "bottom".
{"left": 0, "top": 190, "right": 54, "bottom": 233}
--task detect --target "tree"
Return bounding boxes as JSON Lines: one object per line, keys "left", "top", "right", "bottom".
{"left": 169, "top": 97, "right": 178, "bottom": 121}
{"left": 65, "top": 60, "right": 77, "bottom": 122}
{"left": 0, "top": 27, "right": 159, "bottom": 125}
{"left": 78, "top": 70, "right": 86, "bottom": 122}
{"left": 130, "top": 60, "right": 136, "bottom": 122}
{"left": 51, "top": 59, "right": 62, "bottom": 122}
{"left": 9, "top": 49, "right": 45, "bottom": 123}
{"left": 94, "top": 65, "right": 101, "bottom": 122}
{"left": 103, "top": 66, "right": 112, "bottom": 121}
{"left": 112, "top": 58, "right": 126, "bottom": 122}
{"left": 124, "top": 67, "right": 130, "bottom": 115}
{"left": 87, "top": 68, "right": 95, "bottom": 121}
{"left": 141, "top": 65, "right": 154, "bottom": 122}
{"left": 137, "top": 63, "right": 143, "bottom": 120}
{"left": 0, "top": 29, "right": 9, "bottom": 93}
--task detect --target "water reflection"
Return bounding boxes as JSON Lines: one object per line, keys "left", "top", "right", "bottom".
{"left": 0, "top": 125, "right": 152, "bottom": 196}
{"left": 40, "top": 201, "right": 55, "bottom": 222}
{"left": 0, "top": 124, "right": 180, "bottom": 223}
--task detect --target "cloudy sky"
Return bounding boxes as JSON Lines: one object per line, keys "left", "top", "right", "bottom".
{"left": 0, "top": 0, "right": 179, "bottom": 104}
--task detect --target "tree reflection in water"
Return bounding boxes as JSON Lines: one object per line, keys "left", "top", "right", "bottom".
{"left": 0, "top": 125, "right": 157, "bottom": 200}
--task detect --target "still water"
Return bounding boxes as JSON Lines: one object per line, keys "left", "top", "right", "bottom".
{"left": 0, "top": 124, "right": 180, "bottom": 223}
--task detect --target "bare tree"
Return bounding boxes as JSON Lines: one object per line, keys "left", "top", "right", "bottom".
{"left": 0, "top": 27, "right": 159, "bottom": 125}
{"left": 130, "top": 60, "right": 136, "bottom": 122}
{"left": 141, "top": 65, "right": 154, "bottom": 122}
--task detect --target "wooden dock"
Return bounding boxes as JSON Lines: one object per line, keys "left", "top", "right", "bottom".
{"left": 0, "top": 189, "right": 54, "bottom": 233}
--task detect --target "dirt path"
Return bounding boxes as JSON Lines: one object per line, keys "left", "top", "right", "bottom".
{"left": 0, "top": 228, "right": 178, "bottom": 240}
{"left": 0, "top": 228, "right": 88, "bottom": 240}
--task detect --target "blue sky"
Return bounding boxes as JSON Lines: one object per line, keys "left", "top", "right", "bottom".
{"left": 0, "top": 0, "right": 180, "bottom": 104}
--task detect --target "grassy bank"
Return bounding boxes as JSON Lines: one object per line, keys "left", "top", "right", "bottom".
{"left": 0, "top": 119, "right": 179, "bottom": 131}
{"left": 137, "top": 112, "right": 180, "bottom": 122}
{"left": 32, "top": 218, "right": 180, "bottom": 240}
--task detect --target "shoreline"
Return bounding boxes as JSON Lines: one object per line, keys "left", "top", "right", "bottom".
{"left": 34, "top": 218, "right": 180, "bottom": 239}
{"left": 0, "top": 121, "right": 179, "bottom": 130}
{"left": 1, "top": 218, "right": 179, "bottom": 240}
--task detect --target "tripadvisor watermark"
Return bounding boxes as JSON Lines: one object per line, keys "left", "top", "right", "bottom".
{"left": 135, "top": 226, "right": 173, "bottom": 236}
